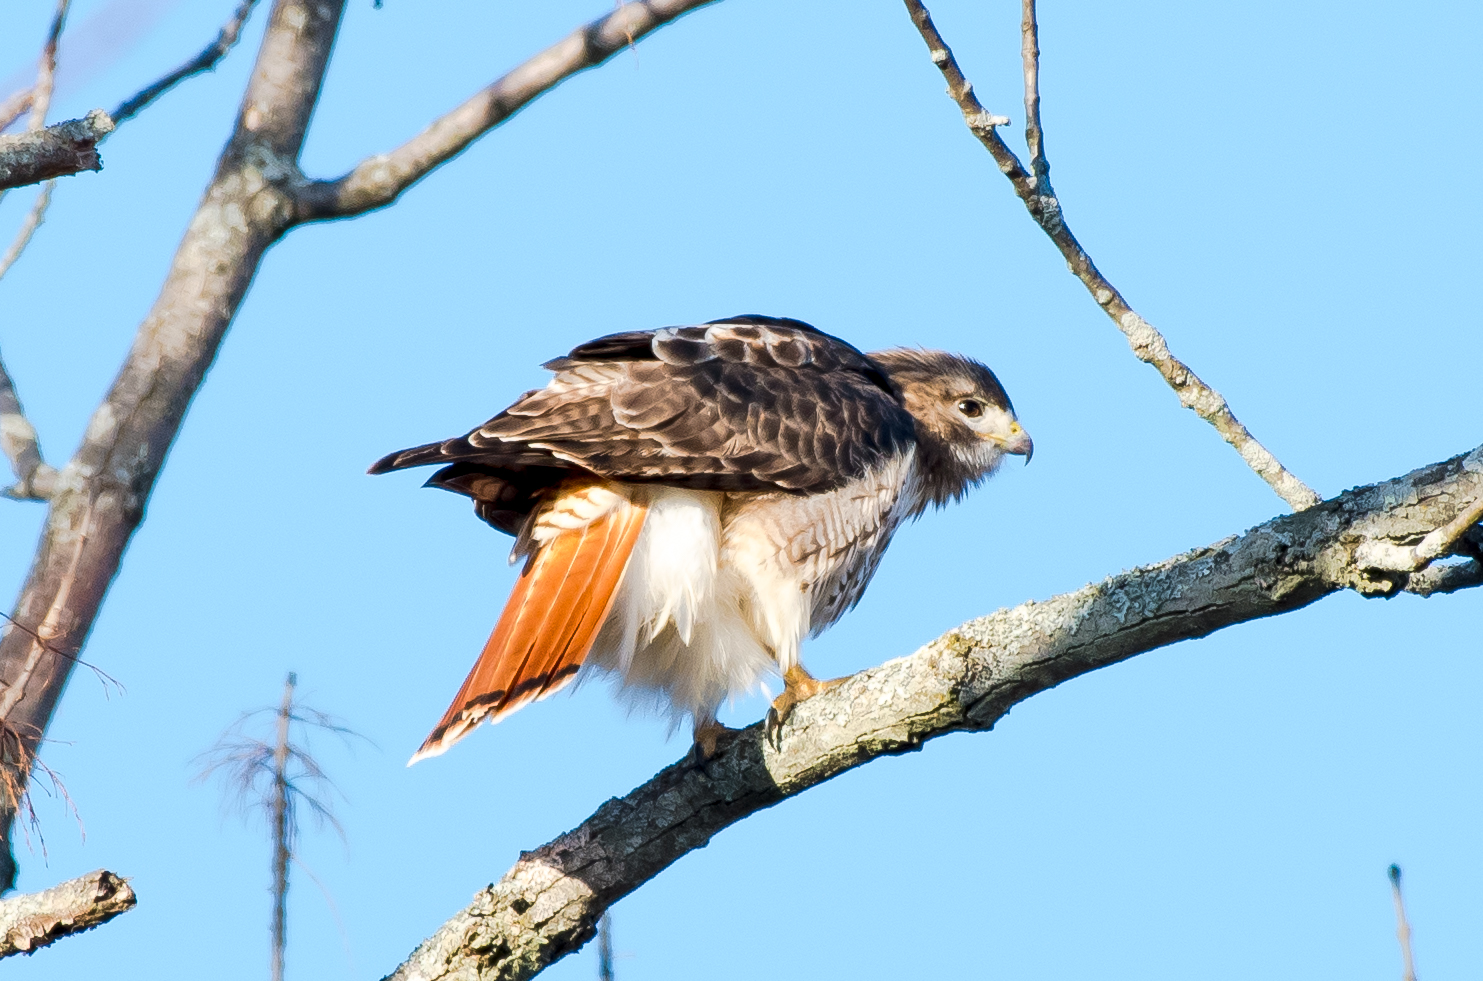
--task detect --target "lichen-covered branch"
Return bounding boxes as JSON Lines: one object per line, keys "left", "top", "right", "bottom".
{"left": 383, "top": 446, "right": 1482, "bottom": 981}
{"left": 901, "top": 0, "right": 1321, "bottom": 513}
{"left": 110, "top": 0, "right": 265, "bottom": 126}
{"left": 0, "top": 870, "right": 135, "bottom": 958}
{"left": 0, "top": 111, "right": 113, "bottom": 192}
{"left": 293, "top": 0, "right": 719, "bottom": 221}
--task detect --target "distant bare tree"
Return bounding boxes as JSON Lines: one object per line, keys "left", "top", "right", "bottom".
{"left": 196, "top": 672, "right": 358, "bottom": 981}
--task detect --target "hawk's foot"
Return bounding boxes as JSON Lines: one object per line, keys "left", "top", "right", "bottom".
{"left": 764, "top": 665, "right": 845, "bottom": 750}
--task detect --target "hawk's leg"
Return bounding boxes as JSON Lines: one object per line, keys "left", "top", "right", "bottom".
{"left": 688, "top": 715, "right": 736, "bottom": 766}
{"left": 764, "top": 664, "right": 845, "bottom": 750}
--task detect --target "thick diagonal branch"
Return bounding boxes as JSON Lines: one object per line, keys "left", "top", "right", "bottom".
{"left": 0, "top": 870, "right": 135, "bottom": 958}
{"left": 383, "top": 446, "right": 1482, "bottom": 981}
{"left": 293, "top": 0, "right": 718, "bottom": 221}
{"left": 0, "top": 0, "right": 345, "bottom": 895}
{"left": 902, "top": 0, "right": 1320, "bottom": 513}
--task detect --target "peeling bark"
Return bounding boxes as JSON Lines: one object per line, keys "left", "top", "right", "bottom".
{"left": 383, "top": 447, "right": 1483, "bottom": 981}
{"left": 0, "top": 870, "right": 135, "bottom": 958}
{"left": 0, "top": 111, "right": 113, "bottom": 192}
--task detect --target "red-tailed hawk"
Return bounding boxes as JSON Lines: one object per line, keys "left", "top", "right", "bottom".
{"left": 372, "top": 316, "right": 1031, "bottom": 763}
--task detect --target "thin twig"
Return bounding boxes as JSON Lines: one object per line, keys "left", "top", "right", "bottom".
{"left": 901, "top": 0, "right": 1321, "bottom": 512}
{"left": 1388, "top": 865, "right": 1417, "bottom": 981}
{"left": 0, "top": 612, "right": 124, "bottom": 695}
{"left": 0, "top": 182, "right": 55, "bottom": 284}
{"left": 29, "top": 0, "right": 73, "bottom": 135}
{"left": 1019, "top": 0, "right": 1046, "bottom": 185}
{"left": 0, "top": 1, "right": 69, "bottom": 505}
{"left": 0, "top": 92, "right": 32, "bottom": 134}
{"left": 0, "top": 0, "right": 69, "bottom": 205}
{"left": 293, "top": 0, "right": 720, "bottom": 221}
{"left": 0, "top": 352, "right": 58, "bottom": 501}
{"left": 110, "top": 0, "right": 265, "bottom": 125}
{"left": 0, "top": 501, "right": 94, "bottom": 721}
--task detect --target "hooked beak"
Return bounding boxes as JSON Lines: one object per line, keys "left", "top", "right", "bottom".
{"left": 1002, "top": 423, "right": 1033, "bottom": 464}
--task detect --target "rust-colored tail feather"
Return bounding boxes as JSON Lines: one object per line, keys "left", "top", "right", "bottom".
{"left": 409, "top": 497, "right": 648, "bottom": 764}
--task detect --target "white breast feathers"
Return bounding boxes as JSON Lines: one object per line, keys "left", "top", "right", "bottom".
{"left": 582, "top": 450, "right": 919, "bottom": 727}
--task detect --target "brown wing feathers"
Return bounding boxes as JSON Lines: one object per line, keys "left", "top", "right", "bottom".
{"left": 377, "top": 317, "right": 919, "bottom": 762}
{"left": 408, "top": 495, "right": 648, "bottom": 765}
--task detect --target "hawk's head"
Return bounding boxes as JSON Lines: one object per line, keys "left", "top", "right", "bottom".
{"left": 870, "top": 348, "right": 1032, "bottom": 510}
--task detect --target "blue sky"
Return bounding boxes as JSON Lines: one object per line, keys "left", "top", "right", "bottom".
{"left": 1, "top": 0, "right": 1479, "bottom": 978}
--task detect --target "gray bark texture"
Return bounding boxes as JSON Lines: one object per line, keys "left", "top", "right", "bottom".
{"left": 0, "top": 869, "right": 135, "bottom": 958}
{"left": 381, "top": 447, "right": 1483, "bottom": 981}
{"left": 0, "top": 111, "right": 114, "bottom": 192}
{"left": 0, "top": 0, "right": 720, "bottom": 894}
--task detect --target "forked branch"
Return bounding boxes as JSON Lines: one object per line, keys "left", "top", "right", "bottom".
{"left": 383, "top": 447, "right": 1482, "bottom": 981}
{"left": 902, "top": 0, "right": 1321, "bottom": 512}
{"left": 293, "top": 0, "right": 719, "bottom": 221}
{"left": 0, "top": 0, "right": 730, "bottom": 893}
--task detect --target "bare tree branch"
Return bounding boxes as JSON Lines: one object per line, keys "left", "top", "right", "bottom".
{"left": 1388, "top": 865, "right": 1418, "bottom": 981}
{"left": 0, "top": 0, "right": 729, "bottom": 894}
{"left": 110, "top": 0, "right": 265, "bottom": 126}
{"left": 0, "top": 0, "right": 346, "bottom": 893}
{"left": 0, "top": 0, "right": 74, "bottom": 504}
{"left": 0, "top": 182, "right": 54, "bottom": 284}
{"left": 293, "top": 0, "right": 719, "bottom": 221}
{"left": 383, "top": 446, "right": 1482, "bottom": 981}
{"left": 0, "top": 112, "right": 111, "bottom": 192}
{"left": 28, "top": 0, "right": 72, "bottom": 135}
{"left": 1019, "top": 0, "right": 1046, "bottom": 183}
{"left": 0, "top": 0, "right": 263, "bottom": 193}
{"left": 0, "top": 92, "right": 32, "bottom": 134}
{"left": 0, "top": 0, "right": 272, "bottom": 507}
{"left": 0, "top": 1, "right": 105, "bottom": 196}
{"left": 901, "top": 0, "right": 1321, "bottom": 513}
{"left": 0, "top": 869, "right": 135, "bottom": 958}
{"left": 0, "top": 354, "right": 57, "bottom": 502}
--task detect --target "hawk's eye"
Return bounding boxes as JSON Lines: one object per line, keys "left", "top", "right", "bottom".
{"left": 956, "top": 398, "right": 985, "bottom": 419}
